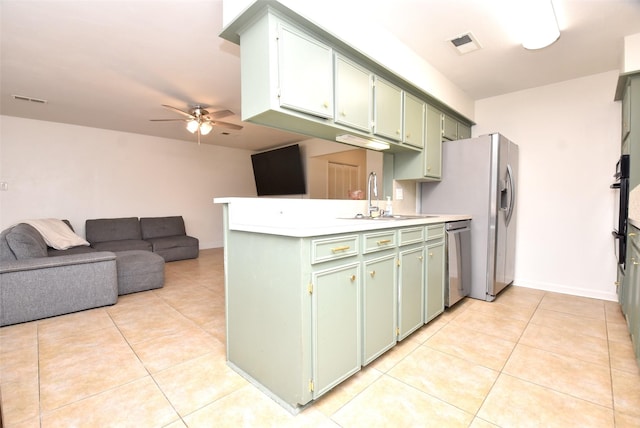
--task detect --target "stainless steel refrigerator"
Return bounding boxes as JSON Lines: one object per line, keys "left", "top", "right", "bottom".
{"left": 421, "top": 133, "right": 518, "bottom": 301}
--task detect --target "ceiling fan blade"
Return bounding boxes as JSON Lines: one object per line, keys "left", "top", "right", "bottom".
{"left": 205, "top": 109, "right": 234, "bottom": 120}
{"left": 212, "top": 120, "right": 243, "bottom": 130}
{"left": 161, "top": 104, "right": 195, "bottom": 119}
{"left": 149, "top": 118, "right": 188, "bottom": 122}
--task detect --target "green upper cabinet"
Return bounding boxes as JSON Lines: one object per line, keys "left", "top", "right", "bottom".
{"left": 442, "top": 112, "right": 471, "bottom": 141}
{"left": 373, "top": 77, "right": 403, "bottom": 141}
{"left": 442, "top": 113, "right": 458, "bottom": 141}
{"left": 334, "top": 55, "right": 372, "bottom": 132}
{"left": 392, "top": 104, "right": 442, "bottom": 181}
{"left": 277, "top": 23, "right": 334, "bottom": 119}
{"left": 425, "top": 105, "right": 443, "bottom": 179}
{"left": 403, "top": 93, "right": 425, "bottom": 148}
{"left": 458, "top": 122, "right": 472, "bottom": 140}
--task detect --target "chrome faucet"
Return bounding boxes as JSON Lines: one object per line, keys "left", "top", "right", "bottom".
{"left": 367, "top": 171, "right": 379, "bottom": 217}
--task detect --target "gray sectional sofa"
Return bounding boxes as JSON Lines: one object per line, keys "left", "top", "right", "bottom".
{"left": 0, "top": 223, "right": 118, "bottom": 326}
{"left": 85, "top": 216, "right": 199, "bottom": 261}
{"left": 0, "top": 216, "right": 197, "bottom": 326}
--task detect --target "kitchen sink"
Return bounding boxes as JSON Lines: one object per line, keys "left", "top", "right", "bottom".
{"left": 339, "top": 214, "right": 438, "bottom": 221}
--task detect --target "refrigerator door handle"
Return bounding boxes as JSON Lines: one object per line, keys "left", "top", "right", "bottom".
{"left": 506, "top": 164, "right": 516, "bottom": 226}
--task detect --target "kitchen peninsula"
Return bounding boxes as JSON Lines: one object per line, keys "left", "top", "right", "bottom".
{"left": 215, "top": 197, "right": 470, "bottom": 412}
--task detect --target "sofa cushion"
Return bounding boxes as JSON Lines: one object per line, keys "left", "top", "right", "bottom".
{"left": 48, "top": 245, "right": 97, "bottom": 257}
{"left": 6, "top": 224, "right": 48, "bottom": 260}
{"left": 140, "top": 216, "right": 186, "bottom": 239}
{"left": 91, "top": 239, "right": 152, "bottom": 252}
{"left": 146, "top": 235, "right": 199, "bottom": 251}
{"left": 86, "top": 217, "right": 142, "bottom": 243}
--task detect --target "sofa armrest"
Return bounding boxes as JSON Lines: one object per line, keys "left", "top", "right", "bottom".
{"left": 1, "top": 252, "right": 118, "bottom": 326}
{"left": 0, "top": 251, "right": 116, "bottom": 274}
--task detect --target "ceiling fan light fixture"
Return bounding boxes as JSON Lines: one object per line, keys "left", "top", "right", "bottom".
{"left": 186, "top": 120, "right": 200, "bottom": 133}
{"left": 521, "top": 0, "right": 560, "bottom": 50}
{"left": 200, "top": 122, "right": 213, "bottom": 135}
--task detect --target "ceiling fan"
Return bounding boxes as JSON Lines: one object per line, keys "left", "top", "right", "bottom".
{"left": 151, "top": 104, "right": 243, "bottom": 144}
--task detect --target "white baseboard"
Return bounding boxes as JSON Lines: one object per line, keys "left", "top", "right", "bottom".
{"left": 514, "top": 278, "right": 618, "bottom": 302}
{"left": 200, "top": 240, "right": 223, "bottom": 250}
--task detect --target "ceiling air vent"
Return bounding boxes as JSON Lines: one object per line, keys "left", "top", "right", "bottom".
{"left": 12, "top": 94, "right": 48, "bottom": 104}
{"left": 448, "top": 32, "right": 481, "bottom": 55}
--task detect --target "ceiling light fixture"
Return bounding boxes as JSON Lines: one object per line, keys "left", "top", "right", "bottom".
{"left": 336, "top": 134, "right": 390, "bottom": 151}
{"left": 186, "top": 117, "right": 213, "bottom": 136}
{"left": 521, "top": 0, "right": 560, "bottom": 50}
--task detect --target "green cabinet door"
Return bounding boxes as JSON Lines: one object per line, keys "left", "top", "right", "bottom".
{"left": 335, "top": 55, "right": 372, "bottom": 132}
{"left": 278, "top": 24, "right": 333, "bottom": 119}
{"left": 425, "top": 239, "right": 445, "bottom": 322}
{"left": 403, "top": 93, "right": 425, "bottom": 148}
{"left": 627, "top": 226, "right": 640, "bottom": 365}
{"left": 398, "top": 245, "right": 424, "bottom": 340}
{"left": 458, "top": 123, "right": 472, "bottom": 140}
{"left": 373, "top": 77, "right": 403, "bottom": 141}
{"left": 311, "top": 262, "right": 361, "bottom": 398}
{"left": 442, "top": 113, "right": 458, "bottom": 141}
{"left": 362, "top": 252, "right": 397, "bottom": 365}
{"left": 425, "top": 105, "right": 443, "bottom": 179}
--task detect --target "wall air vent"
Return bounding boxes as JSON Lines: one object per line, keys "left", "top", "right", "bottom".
{"left": 448, "top": 32, "right": 481, "bottom": 55}
{"left": 12, "top": 94, "right": 48, "bottom": 104}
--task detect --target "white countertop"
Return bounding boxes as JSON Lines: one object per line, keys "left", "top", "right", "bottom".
{"left": 630, "top": 185, "right": 640, "bottom": 229}
{"left": 214, "top": 197, "right": 471, "bottom": 237}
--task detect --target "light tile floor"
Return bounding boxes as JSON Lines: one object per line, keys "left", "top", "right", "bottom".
{"left": 1, "top": 248, "right": 639, "bottom": 427}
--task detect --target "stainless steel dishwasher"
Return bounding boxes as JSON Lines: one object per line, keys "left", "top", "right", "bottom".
{"left": 445, "top": 220, "right": 471, "bottom": 307}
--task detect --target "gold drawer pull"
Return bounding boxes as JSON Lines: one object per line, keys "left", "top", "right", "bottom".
{"left": 377, "top": 239, "right": 391, "bottom": 245}
{"left": 331, "top": 245, "right": 351, "bottom": 253}
{"left": 630, "top": 232, "right": 637, "bottom": 237}
{"left": 350, "top": 274, "right": 356, "bottom": 282}
{"left": 370, "top": 270, "right": 376, "bottom": 278}
{"left": 418, "top": 256, "right": 424, "bottom": 261}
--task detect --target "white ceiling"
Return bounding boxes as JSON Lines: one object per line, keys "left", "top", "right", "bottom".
{"left": 2, "top": 0, "right": 640, "bottom": 151}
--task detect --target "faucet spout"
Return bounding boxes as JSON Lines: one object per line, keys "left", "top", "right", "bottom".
{"left": 367, "top": 171, "right": 379, "bottom": 217}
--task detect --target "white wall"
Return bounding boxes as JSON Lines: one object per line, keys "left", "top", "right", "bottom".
{"left": 0, "top": 116, "right": 257, "bottom": 248}
{"left": 473, "top": 70, "right": 621, "bottom": 301}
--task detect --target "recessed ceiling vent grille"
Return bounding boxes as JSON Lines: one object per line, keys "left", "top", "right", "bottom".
{"left": 448, "top": 32, "right": 481, "bottom": 55}
{"left": 12, "top": 94, "right": 48, "bottom": 104}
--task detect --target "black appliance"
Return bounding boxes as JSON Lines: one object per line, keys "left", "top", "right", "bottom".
{"left": 251, "top": 144, "right": 306, "bottom": 196}
{"left": 612, "top": 154, "right": 630, "bottom": 268}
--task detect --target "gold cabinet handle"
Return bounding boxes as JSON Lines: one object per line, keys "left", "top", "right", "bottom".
{"left": 349, "top": 274, "right": 356, "bottom": 282}
{"left": 323, "top": 101, "right": 329, "bottom": 108}
{"left": 630, "top": 232, "right": 637, "bottom": 237}
{"left": 377, "top": 239, "right": 391, "bottom": 246}
{"left": 331, "top": 246, "right": 350, "bottom": 253}
{"left": 418, "top": 256, "right": 424, "bottom": 261}
{"left": 370, "top": 270, "right": 376, "bottom": 278}
{"left": 429, "top": 252, "right": 433, "bottom": 258}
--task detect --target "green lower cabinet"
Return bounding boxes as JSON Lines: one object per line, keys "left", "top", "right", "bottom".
{"left": 311, "top": 261, "right": 361, "bottom": 398}
{"left": 398, "top": 245, "right": 425, "bottom": 340}
{"left": 425, "top": 238, "right": 445, "bottom": 322}
{"left": 362, "top": 252, "right": 397, "bottom": 365}
{"left": 626, "top": 226, "right": 640, "bottom": 366}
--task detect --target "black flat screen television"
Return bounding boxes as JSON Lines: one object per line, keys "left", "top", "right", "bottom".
{"left": 251, "top": 144, "right": 306, "bottom": 196}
